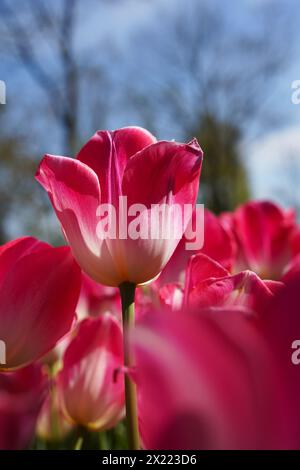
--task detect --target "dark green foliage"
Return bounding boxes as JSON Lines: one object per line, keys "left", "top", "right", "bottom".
{"left": 194, "top": 114, "right": 249, "bottom": 213}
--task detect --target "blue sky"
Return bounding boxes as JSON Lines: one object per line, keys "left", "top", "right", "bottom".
{"left": 112, "top": 0, "right": 300, "bottom": 209}
{"left": 1, "top": 0, "right": 300, "bottom": 236}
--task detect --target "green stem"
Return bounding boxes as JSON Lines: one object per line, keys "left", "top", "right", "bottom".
{"left": 74, "top": 435, "right": 84, "bottom": 450}
{"left": 119, "top": 282, "right": 140, "bottom": 450}
{"left": 48, "top": 365, "right": 59, "bottom": 441}
{"left": 74, "top": 426, "right": 85, "bottom": 450}
{"left": 99, "top": 431, "right": 109, "bottom": 450}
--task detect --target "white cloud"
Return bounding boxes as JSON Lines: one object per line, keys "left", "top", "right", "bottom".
{"left": 244, "top": 124, "right": 300, "bottom": 206}
{"left": 247, "top": 125, "right": 300, "bottom": 164}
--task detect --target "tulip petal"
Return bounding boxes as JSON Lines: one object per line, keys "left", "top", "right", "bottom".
{"left": 123, "top": 139, "right": 202, "bottom": 208}
{"left": 36, "top": 154, "right": 124, "bottom": 286}
{"left": 77, "top": 127, "right": 156, "bottom": 205}
{"left": 187, "top": 253, "right": 229, "bottom": 289}
{"left": 0, "top": 236, "right": 49, "bottom": 285}
{"left": 158, "top": 209, "right": 235, "bottom": 285}
{"left": 117, "top": 140, "right": 203, "bottom": 284}
{"left": 159, "top": 283, "right": 184, "bottom": 310}
{"left": 261, "top": 274, "right": 300, "bottom": 442}
{"left": 0, "top": 363, "right": 48, "bottom": 449}
{"left": 0, "top": 243, "right": 81, "bottom": 369}
{"left": 134, "top": 308, "right": 288, "bottom": 449}
{"left": 57, "top": 315, "right": 124, "bottom": 430}
{"left": 188, "top": 269, "right": 277, "bottom": 313}
{"left": 233, "top": 201, "right": 295, "bottom": 278}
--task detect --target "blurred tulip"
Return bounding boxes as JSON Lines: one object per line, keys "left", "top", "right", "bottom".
{"left": 187, "top": 261, "right": 282, "bottom": 313}
{"left": 226, "top": 201, "right": 297, "bottom": 279}
{"left": 0, "top": 237, "right": 81, "bottom": 370}
{"left": 260, "top": 272, "right": 300, "bottom": 442}
{"left": 158, "top": 283, "right": 184, "bottom": 311}
{"left": 0, "top": 363, "right": 48, "bottom": 449}
{"left": 76, "top": 272, "right": 120, "bottom": 320}
{"left": 36, "top": 383, "right": 73, "bottom": 442}
{"left": 36, "top": 127, "right": 203, "bottom": 286}
{"left": 57, "top": 315, "right": 124, "bottom": 430}
{"left": 291, "top": 227, "right": 300, "bottom": 256}
{"left": 283, "top": 254, "right": 300, "bottom": 282}
{"left": 39, "top": 333, "right": 73, "bottom": 369}
{"left": 160, "top": 253, "right": 282, "bottom": 314}
{"left": 134, "top": 307, "right": 294, "bottom": 449}
{"left": 158, "top": 208, "right": 235, "bottom": 285}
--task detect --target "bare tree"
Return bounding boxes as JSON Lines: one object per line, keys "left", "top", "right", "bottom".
{"left": 125, "top": 0, "right": 294, "bottom": 210}
{"left": 129, "top": 0, "right": 292, "bottom": 136}
{"left": 0, "top": 0, "right": 129, "bottom": 240}
{"left": 0, "top": 0, "right": 84, "bottom": 153}
{"left": 0, "top": 0, "right": 133, "bottom": 153}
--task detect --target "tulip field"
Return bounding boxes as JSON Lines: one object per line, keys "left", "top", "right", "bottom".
{"left": 0, "top": 126, "right": 299, "bottom": 451}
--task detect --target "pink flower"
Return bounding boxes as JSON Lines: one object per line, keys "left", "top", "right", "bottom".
{"left": 76, "top": 272, "right": 120, "bottom": 320}
{"left": 0, "top": 237, "right": 81, "bottom": 370}
{"left": 187, "top": 259, "right": 282, "bottom": 313}
{"left": 283, "top": 254, "right": 300, "bottom": 282}
{"left": 36, "top": 384, "right": 73, "bottom": 442}
{"left": 226, "top": 200, "right": 297, "bottom": 279}
{"left": 158, "top": 208, "right": 235, "bottom": 285}
{"left": 57, "top": 315, "right": 124, "bottom": 430}
{"left": 0, "top": 363, "right": 48, "bottom": 449}
{"left": 160, "top": 253, "right": 282, "bottom": 314}
{"left": 134, "top": 307, "right": 293, "bottom": 449}
{"left": 260, "top": 272, "right": 300, "bottom": 442}
{"left": 36, "top": 127, "right": 203, "bottom": 286}
{"left": 291, "top": 227, "right": 300, "bottom": 256}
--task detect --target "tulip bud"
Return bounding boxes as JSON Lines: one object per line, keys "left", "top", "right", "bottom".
{"left": 57, "top": 315, "right": 124, "bottom": 431}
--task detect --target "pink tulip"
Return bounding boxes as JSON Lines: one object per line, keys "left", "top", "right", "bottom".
{"left": 158, "top": 208, "right": 235, "bottom": 285}
{"left": 291, "top": 227, "right": 300, "bottom": 256}
{"left": 0, "top": 363, "right": 48, "bottom": 449}
{"left": 160, "top": 253, "right": 282, "bottom": 314}
{"left": 57, "top": 315, "right": 124, "bottom": 430}
{"left": 283, "top": 254, "right": 300, "bottom": 282}
{"left": 0, "top": 237, "right": 81, "bottom": 369}
{"left": 226, "top": 201, "right": 297, "bottom": 279}
{"left": 134, "top": 307, "right": 294, "bottom": 449}
{"left": 76, "top": 272, "right": 120, "bottom": 320}
{"left": 187, "top": 262, "right": 282, "bottom": 313}
{"left": 261, "top": 273, "right": 300, "bottom": 420}
{"left": 36, "top": 127, "right": 203, "bottom": 286}
{"left": 36, "top": 384, "right": 73, "bottom": 442}
{"left": 158, "top": 283, "right": 184, "bottom": 311}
